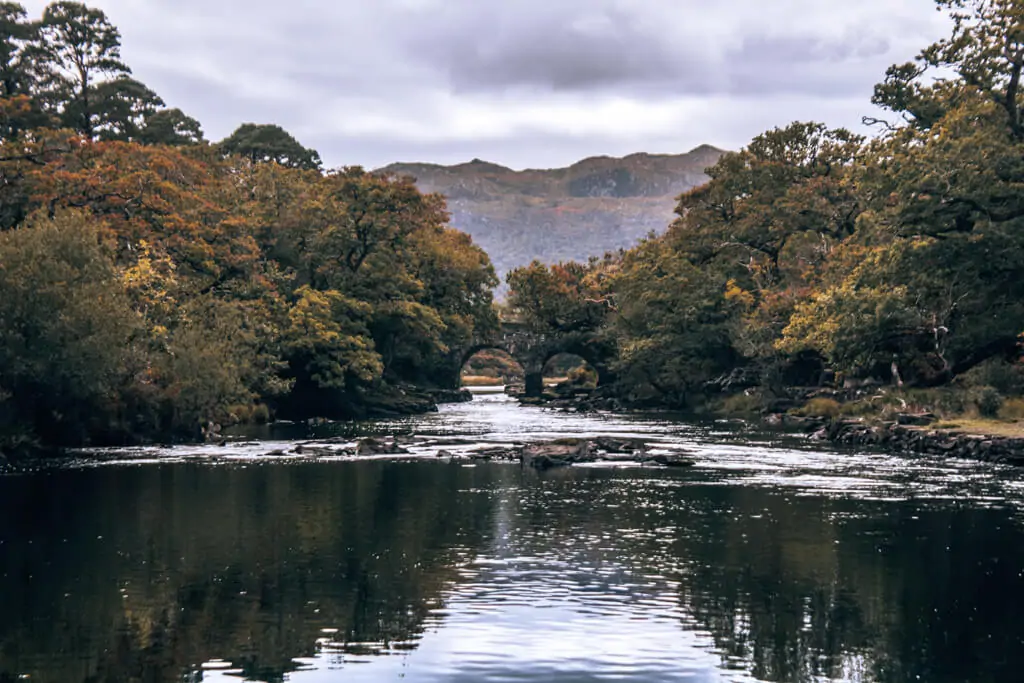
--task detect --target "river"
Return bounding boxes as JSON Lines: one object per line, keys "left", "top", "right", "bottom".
{"left": 2, "top": 389, "right": 1024, "bottom": 682}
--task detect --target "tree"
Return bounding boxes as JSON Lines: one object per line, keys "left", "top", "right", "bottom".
{"left": 86, "top": 75, "right": 164, "bottom": 141}
{"left": 506, "top": 259, "right": 610, "bottom": 336}
{"left": 0, "top": 1, "right": 34, "bottom": 98}
{"left": 34, "top": 1, "right": 133, "bottom": 137}
{"left": 0, "top": 209, "right": 138, "bottom": 447}
{"left": 610, "top": 238, "right": 740, "bottom": 405}
{"left": 137, "top": 107, "right": 203, "bottom": 146}
{"left": 0, "top": 2, "right": 50, "bottom": 139}
{"left": 219, "top": 123, "right": 321, "bottom": 170}
{"left": 672, "top": 122, "right": 863, "bottom": 288}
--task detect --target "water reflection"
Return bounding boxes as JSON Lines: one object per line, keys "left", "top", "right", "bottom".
{"left": 2, "top": 396, "right": 1024, "bottom": 682}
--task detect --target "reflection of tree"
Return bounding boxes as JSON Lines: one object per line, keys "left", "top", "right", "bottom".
{"left": 0, "top": 463, "right": 501, "bottom": 683}
{"left": 669, "top": 488, "right": 1024, "bottom": 683}
{"left": 5, "top": 464, "right": 1024, "bottom": 683}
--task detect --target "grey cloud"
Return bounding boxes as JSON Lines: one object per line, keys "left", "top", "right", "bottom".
{"left": 406, "top": 4, "right": 691, "bottom": 92}
{"left": 394, "top": 0, "right": 902, "bottom": 98}
{"left": 19, "top": 0, "right": 950, "bottom": 169}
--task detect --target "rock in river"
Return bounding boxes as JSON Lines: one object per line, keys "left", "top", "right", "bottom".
{"left": 650, "top": 453, "right": 697, "bottom": 468}
{"left": 521, "top": 440, "right": 597, "bottom": 470}
{"left": 356, "top": 437, "right": 410, "bottom": 456}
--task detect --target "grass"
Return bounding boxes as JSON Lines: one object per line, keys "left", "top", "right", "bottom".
{"left": 930, "top": 418, "right": 1024, "bottom": 438}
{"left": 460, "top": 375, "right": 505, "bottom": 387}
{"left": 791, "top": 397, "right": 842, "bottom": 418}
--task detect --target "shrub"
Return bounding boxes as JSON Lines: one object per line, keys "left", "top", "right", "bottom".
{"left": 899, "top": 388, "right": 971, "bottom": 418}
{"left": 975, "top": 386, "right": 1003, "bottom": 418}
{"left": 793, "top": 397, "right": 842, "bottom": 418}
{"left": 719, "top": 391, "right": 764, "bottom": 416}
{"left": 960, "top": 359, "right": 1024, "bottom": 395}
{"left": 999, "top": 397, "right": 1024, "bottom": 421}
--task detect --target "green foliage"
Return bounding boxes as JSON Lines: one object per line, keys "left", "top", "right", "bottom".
{"left": 0, "top": 210, "right": 137, "bottom": 446}
{"left": 0, "top": 2, "right": 34, "bottom": 99}
{"left": 958, "top": 358, "right": 1024, "bottom": 395}
{"left": 610, "top": 238, "right": 738, "bottom": 406}
{"left": 136, "top": 107, "right": 203, "bottom": 146}
{"left": 219, "top": 123, "right": 321, "bottom": 170}
{"left": 975, "top": 386, "right": 1004, "bottom": 418}
{"left": 34, "top": 1, "right": 132, "bottom": 136}
{"left": 506, "top": 259, "right": 610, "bottom": 335}
{"left": 283, "top": 286, "right": 382, "bottom": 391}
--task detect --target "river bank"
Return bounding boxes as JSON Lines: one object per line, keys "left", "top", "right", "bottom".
{"left": 513, "top": 381, "right": 1024, "bottom": 467}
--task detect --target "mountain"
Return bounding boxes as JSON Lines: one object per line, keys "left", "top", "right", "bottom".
{"left": 378, "top": 145, "right": 726, "bottom": 291}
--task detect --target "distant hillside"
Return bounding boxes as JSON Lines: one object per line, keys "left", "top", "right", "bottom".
{"left": 379, "top": 145, "right": 726, "bottom": 291}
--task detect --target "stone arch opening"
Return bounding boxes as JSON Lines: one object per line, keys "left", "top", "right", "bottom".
{"left": 542, "top": 352, "right": 597, "bottom": 390}
{"left": 460, "top": 348, "right": 524, "bottom": 388}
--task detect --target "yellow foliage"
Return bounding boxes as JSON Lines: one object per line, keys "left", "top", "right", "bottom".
{"left": 724, "top": 279, "right": 755, "bottom": 307}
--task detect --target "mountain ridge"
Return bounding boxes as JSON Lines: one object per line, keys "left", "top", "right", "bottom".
{"left": 377, "top": 145, "right": 727, "bottom": 289}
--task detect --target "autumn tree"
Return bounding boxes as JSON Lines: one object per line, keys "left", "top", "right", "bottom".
{"left": 505, "top": 259, "right": 611, "bottom": 336}
{"left": 779, "top": 0, "right": 1024, "bottom": 383}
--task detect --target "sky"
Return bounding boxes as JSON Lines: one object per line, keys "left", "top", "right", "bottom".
{"left": 21, "top": 0, "right": 951, "bottom": 170}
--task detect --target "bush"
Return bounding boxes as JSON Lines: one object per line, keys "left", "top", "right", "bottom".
{"left": 975, "top": 386, "right": 1003, "bottom": 418}
{"left": 898, "top": 388, "right": 971, "bottom": 418}
{"left": 999, "top": 397, "right": 1024, "bottom": 421}
{"left": 793, "top": 397, "right": 842, "bottom": 418}
{"left": 960, "top": 359, "right": 1024, "bottom": 395}
{"left": 719, "top": 391, "right": 765, "bottom": 416}
{"left": 566, "top": 365, "right": 598, "bottom": 387}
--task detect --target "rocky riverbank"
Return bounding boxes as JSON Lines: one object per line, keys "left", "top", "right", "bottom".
{"left": 816, "top": 419, "right": 1024, "bottom": 466}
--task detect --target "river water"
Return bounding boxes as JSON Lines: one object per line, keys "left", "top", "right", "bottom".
{"left": 3, "top": 389, "right": 1024, "bottom": 683}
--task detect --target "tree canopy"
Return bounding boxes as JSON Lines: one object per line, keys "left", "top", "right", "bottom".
{"left": 507, "top": 0, "right": 1024, "bottom": 407}
{"left": 219, "top": 123, "right": 322, "bottom": 170}
{"left": 0, "top": 2, "right": 497, "bottom": 451}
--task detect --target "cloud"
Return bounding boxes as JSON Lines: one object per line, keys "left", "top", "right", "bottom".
{"left": 18, "top": 0, "right": 950, "bottom": 169}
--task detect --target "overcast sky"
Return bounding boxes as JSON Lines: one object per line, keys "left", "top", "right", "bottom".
{"left": 22, "top": 0, "right": 950, "bottom": 170}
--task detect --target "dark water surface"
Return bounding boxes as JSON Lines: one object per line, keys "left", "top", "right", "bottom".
{"left": 3, "top": 391, "right": 1024, "bottom": 682}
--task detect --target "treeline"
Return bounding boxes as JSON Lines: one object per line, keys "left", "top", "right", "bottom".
{"left": 0, "top": 2, "right": 497, "bottom": 451}
{"left": 507, "top": 0, "right": 1024, "bottom": 410}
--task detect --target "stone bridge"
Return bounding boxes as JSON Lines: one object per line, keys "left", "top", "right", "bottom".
{"left": 454, "top": 319, "right": 615, "bottom": 397}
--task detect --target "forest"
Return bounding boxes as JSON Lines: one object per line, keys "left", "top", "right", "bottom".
{"left": 506, "top": 0, "right": 1024, "bottom": 421}
{"left": 5, "top": 0, "right": 1024, "bottom": 454}
{"left": 0, "top": 1, "right": 498, "bottom": 451}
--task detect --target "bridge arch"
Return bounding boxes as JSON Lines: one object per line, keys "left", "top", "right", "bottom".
{"left": 459, "top": 347, "right": 524, "bottom": 387}
{"left": 450, "top": 320, "right": 616, "bottom": 397}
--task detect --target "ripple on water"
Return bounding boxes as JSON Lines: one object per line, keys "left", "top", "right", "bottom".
{"left": 7, "top": 391, "right": 1024, "bottom": 683}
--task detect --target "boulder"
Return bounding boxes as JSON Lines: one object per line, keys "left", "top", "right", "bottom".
{"left": 651, "top": 453, "right": 697, "bottom": 468}
{"left": 356, "top": 437, "right": 410, "bottom": 456}
{"left": 521, "top": 440, "right": 597, "bottom": 470}
{"left": 594, "top": 436, "right": 646, "bottom": 453}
